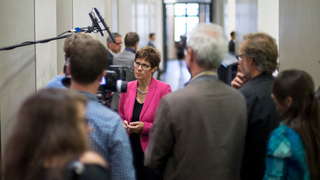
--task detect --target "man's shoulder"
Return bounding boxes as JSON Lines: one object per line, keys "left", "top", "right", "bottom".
{"left": 240, "top": 75, "right": 273, "bottom": 95}
{"left": 113, "top": 50, "right": 135, "bottom": 63}
{"left": 86, "top": 100, "right": 120, "bottom": 122}
{"left": 46, "top": 75, "right": 66, "bottom": 89}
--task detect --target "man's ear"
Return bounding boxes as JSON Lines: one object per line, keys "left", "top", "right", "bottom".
{"left": 66, "top": 63, "right": 71, "bottom": 75}
{"left": 188, "top": 47, "right": 195, "bottom": 63}
{"left": 97, "top": 70, "right": 106, "bottom": 82}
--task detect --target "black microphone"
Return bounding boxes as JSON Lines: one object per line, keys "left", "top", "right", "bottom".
{"left": 94, "top": 8, "right": 116, "bottom": 43}
{"left": 89, "top": 12, "right": 104, "bottom": 36}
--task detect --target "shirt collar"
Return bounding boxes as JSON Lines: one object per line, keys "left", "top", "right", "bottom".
{"left": 190, "top": 70, "right": 218, "bottom": 83}
{"left": 77, "top": 90, "right": 98, "bottom": 101}
{"left": 125, "top": 47, "right": 136, "bottom": 53}
{"left": 108, "top": 49, "right": 116, "bottom": 56}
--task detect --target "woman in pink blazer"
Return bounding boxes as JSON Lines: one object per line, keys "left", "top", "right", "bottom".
{"left": 119, "top": 46, "right": 171, "bottom": 180}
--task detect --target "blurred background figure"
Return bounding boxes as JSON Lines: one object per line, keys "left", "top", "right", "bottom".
{"left": 3, "top": 88, "right": 110, "bottom": 180}
{"left": 175, "top": 35, "right": 187, "bottom": 67}
{"left": 265, "top": 69, "right": 320, "bottom": 180}
{"left": 119, "top": 46, "right": 171, "bottom": 180}
{"left": 228, "top": 31, "right": 236, "bottom": 55}
{"left": 147, "top": 33, "right": 155, "bottom": 48}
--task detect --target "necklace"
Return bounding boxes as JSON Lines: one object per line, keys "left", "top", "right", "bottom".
{"left": 137, "top": 87, "right": 148, "bottom": 94}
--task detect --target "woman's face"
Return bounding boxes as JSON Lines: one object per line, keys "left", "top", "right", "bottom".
{"left": 76, "top": 102, "right": 91, "bottom": 146}
{"left": 134, "top": 58, "right": 157, "bottom": 80}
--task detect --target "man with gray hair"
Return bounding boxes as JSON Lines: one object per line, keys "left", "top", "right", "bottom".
{"left": 231, "top": 33, "right": 280, "bottom": 180}
{"left": 107, "top": 32, "right": 122, "bottom": 67}
{"left": 145, "top": 23, "right": 248, "bottom": 180}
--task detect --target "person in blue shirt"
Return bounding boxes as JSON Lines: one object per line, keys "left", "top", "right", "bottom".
{"left": 69, "top": 38, "right": 135, "bottom": 180}
{"left": 264, "top": 69, "right": 320, "bottom": 180}
{"left": 46, "top": 32, "right": 93, "bottom": 89}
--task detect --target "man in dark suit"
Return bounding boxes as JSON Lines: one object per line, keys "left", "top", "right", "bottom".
{"left": 231, "top": 33, "right": 280, "bottom": 180}
{"left": 145, "top": 23, "right": 248, "bottom": 180}
{"left": 106, "top": 32, "right": 122, "bottom": 68}
{"left": 228, "top": 31, "right": 236, "bottom": 55}
{"left": 111, "top": 32, "right": 140, "bottom": 111}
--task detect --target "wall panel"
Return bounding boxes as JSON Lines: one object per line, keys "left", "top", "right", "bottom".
{"left": 35, "top": 0, "right": 58, "bottom": 89}
{"left": 0, "top": 0, "right": 36, "bottom": 155}
{"left": 279, "top": 0, "right": 320, "bottom": 88}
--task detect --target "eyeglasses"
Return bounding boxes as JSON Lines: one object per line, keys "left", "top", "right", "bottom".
{"left": 133, "top": 61, "right": 150, "bottom": 70}
{"left": 236, "top": 54, "right": 246, "bottom": 61}
{"left": 115, "top": 42, "right": 122, "bottom": 46}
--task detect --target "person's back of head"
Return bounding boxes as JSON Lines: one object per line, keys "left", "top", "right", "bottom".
{"left": 63, "top": 33, "right": 94, "bottom": 74}
{"left": 64, "top": 32, "right": 94, "bottom": 60}
{"left": 272, "top": 69, "right": 320, "bottom": 180}
{"left": 187, "top": 23, "right": 227, "bottom": 69}
{"left": 3, "top": 88, "right": 88, "bottom": 180}
{"left": 70, "top": 39, "right": 108, "bottom": 85}
{"left": 124, "top": 32, "right": 140, "bottom": 48}
{"left": 241, "top": 33, "right": 278, "bottom": 75}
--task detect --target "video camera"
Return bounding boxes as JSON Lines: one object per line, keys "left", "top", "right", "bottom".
{"left": 97, "top": 65, "right": 129, "bottom": 105}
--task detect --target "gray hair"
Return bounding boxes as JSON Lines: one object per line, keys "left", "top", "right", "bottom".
{"left": 187, "top": 23, "right": 228, "bottom": 69}
{"left": 107, "top": 32, "right": 122, "bottom": 44}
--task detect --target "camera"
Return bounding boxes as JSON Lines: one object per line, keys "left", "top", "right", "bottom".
{"left": 97, "top": 65, "right": 128, "bottom": 106}
{"left": 99, "top": 65, "right": 128, "bottom": 93}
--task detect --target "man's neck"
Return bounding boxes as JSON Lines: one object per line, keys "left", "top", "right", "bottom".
{"left": 70, "top": 80, "right": 99, "bottom": 95}
{"left": 249, "top": 68, "right": 263, "bottom": 80}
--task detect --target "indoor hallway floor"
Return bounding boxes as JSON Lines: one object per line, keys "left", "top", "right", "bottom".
{"left": 161, "top": 59, "right": 191, "bottom": 92}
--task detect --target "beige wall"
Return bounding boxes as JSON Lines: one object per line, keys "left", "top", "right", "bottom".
{"left": 279, "top": 0, "right": 320, "bottom": 89}
{"left": 0, "top": 0, "right": 106, "bottom": 156}
{"left": 0, "top": 0, "right": 34, "bottom": 155}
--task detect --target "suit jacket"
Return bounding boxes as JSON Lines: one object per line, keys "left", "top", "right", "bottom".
{"left": 239, "top": 72, "right": 280, "bottom": 180}
{"left": 145, "top": 74, "right": 248, "bottom": 180}
{"left": 111, "top": 49, "right": 137, "bottom": 111}
{"left": 228, "top": 39, "right": 235, "bottom": 54}
{"left": 107, "top": 51, "right": 113, "bottom": 68}
{"left": 119, "top": 77, "right": 172, "bottom": 152}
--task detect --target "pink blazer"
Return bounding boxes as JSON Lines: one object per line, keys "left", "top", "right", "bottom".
{"left": 119, "top": 77, "right": 172, "bottom": 152}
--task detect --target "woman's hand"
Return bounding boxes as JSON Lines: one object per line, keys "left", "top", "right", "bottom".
{"left": 123, "top": 120, "right": 129, "bottom": 133}
{"left": 128, "top": 122, "right": 144, "bottom": 134}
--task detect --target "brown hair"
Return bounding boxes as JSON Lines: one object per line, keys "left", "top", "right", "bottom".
{"left": 135, "top": 46, "right": 160, "bottom": 69}
{"left": 70, "top": 39, "right": 108, "bottom": 85}
{"left": 63, "top": 32, "right": 93, "bottom": 60}
{"left": 272, "top": 69, "right": 320, "bottom": 180}
{"left": 242, "top": 32, "right": 278, "bottom": 75}
{"left": 124, "top": 32, "right": 140, "bottom": 47}
{"left": 3, "top": 88, "right": 88, "bottom": 180}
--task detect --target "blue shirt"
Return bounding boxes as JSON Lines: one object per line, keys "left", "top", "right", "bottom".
{"left": 46, "top": 75, "right": 66, "bottom": 89}
{"left": 264, "top": 123, "right": 310, "bottom": 180}
{"left": 79, "top": 91, "right": 135, "bottom": 180}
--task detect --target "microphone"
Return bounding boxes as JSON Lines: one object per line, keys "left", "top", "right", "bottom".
{"left": 89, "top": 12, "right": 104, "bottom": 36}
{"left": 94, "top": 8, "right": 116, "bottom": 43}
